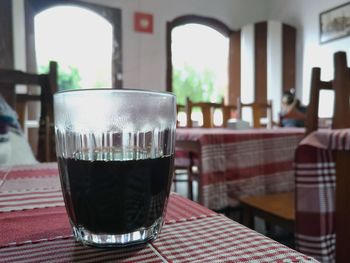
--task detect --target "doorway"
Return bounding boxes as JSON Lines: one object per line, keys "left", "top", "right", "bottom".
{"left": 167, "top": 15, "right": 236, "bottom": 127}
{"left": 35, "top": 6, "right": 113, "bottom": 90}
{"left": 24, "top": 0, "right": 122, "bottom": 154}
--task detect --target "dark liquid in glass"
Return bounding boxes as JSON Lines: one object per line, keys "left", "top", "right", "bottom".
{"left": 58, "top": 155, "right": 174, "bottom": 234}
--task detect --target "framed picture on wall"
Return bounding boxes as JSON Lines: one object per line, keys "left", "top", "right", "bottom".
{"left": 320, "top": 2, "right": 350, "bottom": 44}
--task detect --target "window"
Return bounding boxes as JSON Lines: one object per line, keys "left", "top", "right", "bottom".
{"left": 25, "top": 0, "right": 122, "bottom": 88}
{"left": 35, "top": 6, "right": 113, "bottom": 90}
{"left": 167, "top": 15, "right": 233, "bottom": 127}
{"left": 23, "top": 0, "right": 121, "bottom": 152}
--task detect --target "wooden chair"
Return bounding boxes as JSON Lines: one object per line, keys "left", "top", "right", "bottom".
{"left": 185, "top": 97, "right": 225, "bottom": 128}
{"left": 176, "top": 104, "right": 186, "bottom": 127}
{"left": 175, "top": 101, "right": 193, "bottom": 198}
{"left": 222, "top": 104, "right": 238, "bottom": 127}
{"left": 174, "top": 98, "right": 237, "bottom": 199}
{"left": 176, "top": 98, "right": 217, "bottom": 199}
{"left": 239, "top": 52, "right": 350, "bottom": 251}
{"left": 185, "top": 97, "right": 238, "bottom": 128}
{"left": 330, "top": 52, "right": 350, "bottom": 263}
{"left": 306, "top": 54, "right": 350, "bottom": 134}
{"left": 335, "top": 150, "right": 350, "bottom": 262}
{"left": 0, "top": 61, "right": 58, "bottom": 162}
{"left": 236, "top": 98, "right": 273, "bottom": 128}
{"left": 174, "top": 103, "right": 193, "bottom": 197}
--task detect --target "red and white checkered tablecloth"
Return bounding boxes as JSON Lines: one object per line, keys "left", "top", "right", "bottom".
{"left": 295, "top": 129, "right": 350, "bottom": 263}
{"left": 0, "top": 163, "right": 317, "bottom": 262}
{"left": 176, "top": 128, "right": 304, "bottom": 210}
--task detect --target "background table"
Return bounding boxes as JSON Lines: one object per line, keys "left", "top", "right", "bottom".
{"left": 295, "top": 129, "right": 350, "bottom": 263}
{"left": 176, "top": 128, "right": 304, "bottom": 210}
{"left": 0, "top": 163, "right": 317, "bottom": 262}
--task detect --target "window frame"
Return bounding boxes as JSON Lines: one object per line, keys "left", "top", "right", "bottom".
{"left": 166, "top": 15, "right": 240, "bottom": 105}
{"left": 25, "top": 0, "right": 122, "bottom": 88}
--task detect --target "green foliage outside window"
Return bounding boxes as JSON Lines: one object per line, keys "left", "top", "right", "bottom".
{"left": 38, "top": 64, "right": 81, "bottom": 91}
{"left": 172, "top": 64, "right": 223, "bottom": 105}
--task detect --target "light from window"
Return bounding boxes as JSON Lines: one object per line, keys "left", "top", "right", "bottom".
{"left": 172, "top": 23, "right": 228, "bottom": 105}
{"left": 319, "top": 89, "right": 334, "bottom": 118}
{"left": 35, "top": 6, "right": 113, "bottom": 90}
{"left": 172, "top": 23, "right": 229, "bottom": 127}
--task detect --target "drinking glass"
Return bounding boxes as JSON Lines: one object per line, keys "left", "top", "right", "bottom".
{"left": 54, "top": 89, "right": 176, "bottom": 247}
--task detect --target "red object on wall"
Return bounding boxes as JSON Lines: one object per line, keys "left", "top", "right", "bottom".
{"left": 134, "top": 12, "right": 153, "bottom": 33}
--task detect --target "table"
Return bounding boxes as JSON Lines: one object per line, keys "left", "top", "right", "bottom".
{"left": 176, "top": 128, "right": 304, "bottom": 210}
{"left": 0, "top": 163, "right": 317, "bottom": 262}
{"left": 295, "top": 129, "right": 350, "bottom": 263}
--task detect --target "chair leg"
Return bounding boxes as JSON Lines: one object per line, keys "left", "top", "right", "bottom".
{"left": 188, "top": 171, "right": 194, "bottom": 201}
{"left": 265, "top": 221, "right": 272, "bottom": 236}
{"left": 173, "top": 178, "right": 177, "bottom": 192}
{"left": 188, "top": 152, "right": 195, "bottom": 201}
{"left": 243, "top": 206, "right": 255, "bottom": 230}
{"left": 238, "top": 206, "right": 244, "bottom": 224}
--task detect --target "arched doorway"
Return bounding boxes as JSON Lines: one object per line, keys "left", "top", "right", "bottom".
{"left": 23, "top": 0, "right": 122, "bottom": 154}
{"left": 25, "top": 0, "right": 122, "bottom": 88}
{"left": 35, "top": 6, "right": 113, "bottom": 90}
{"left": 171, "top": 23, "right": 229, "bottom": 104}
{"left": 166, "top": 15, "right": 239, "bottom": 126}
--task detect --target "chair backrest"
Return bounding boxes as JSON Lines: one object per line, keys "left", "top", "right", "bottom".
{"left": 185, "top": 98, "right": 224, "bottom": 128}
{"left": 185, "top": 97, "right": 237, "bottom": 128}
{"left": 0, "top": 61, "right": 58, "bottom": 162}
{"left": 236, "top": 98, "right": 273, "bottom": 128}
{"left": 222, "top": 104, "right": 238, "bottom": 127}
{"left": 176, "top": 103, "right": 186, "bottom": 127}
{"left": 332, "top": 52, "right": 350, "bottom": 263}
{"left": 305, "top": 51, "right": 350, "bottom": 135}
{"left": 303, "top": 51, "right": 350, "bottom": 262}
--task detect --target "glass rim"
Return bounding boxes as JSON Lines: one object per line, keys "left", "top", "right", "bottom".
{"left": 54, "top": 88, "right": 175, "bottom": 98}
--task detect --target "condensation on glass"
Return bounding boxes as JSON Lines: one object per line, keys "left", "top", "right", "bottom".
{"left": 54, "top": 89, "right": 176, "bottom": 247}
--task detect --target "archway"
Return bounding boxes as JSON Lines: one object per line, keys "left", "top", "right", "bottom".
{"left": 166, "top": 15, "right": 235, "bottom": 126}
{"left": 35, "top": 6, "right": 113, "bottom": 90}
{"left": 25, "top": 0, "right": 122, "bottom": 88}
{"left": 23, "top": 0, "right": 121, "bottom": 154}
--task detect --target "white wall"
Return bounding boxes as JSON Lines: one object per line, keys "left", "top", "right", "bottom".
{"left": 13, "top": 0, "right": 350, "bottom": 100}
{"left": 13, "top": 0, "right": 269, "bottom": 91}
{"left": 268, "top": 0, "right": 350, "bottom": 105}
{"left": 82, "top": 0, "right": 270, "bottom": 91}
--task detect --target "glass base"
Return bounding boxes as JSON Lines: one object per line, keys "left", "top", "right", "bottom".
{"left": 72, "top": 217, "right": 163, "bottom": 247}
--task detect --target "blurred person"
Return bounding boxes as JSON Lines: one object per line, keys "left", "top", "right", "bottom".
{"left": 280, "top": 89, "right": 307, "bottom": 127}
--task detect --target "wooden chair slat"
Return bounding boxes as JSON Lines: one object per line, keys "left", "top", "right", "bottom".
{"left": 0, "top": 61, "right": 58, "bottom": 162}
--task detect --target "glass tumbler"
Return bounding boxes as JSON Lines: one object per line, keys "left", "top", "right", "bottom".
{"left": 54, "top": 89, "right": 176, "bottom": 247}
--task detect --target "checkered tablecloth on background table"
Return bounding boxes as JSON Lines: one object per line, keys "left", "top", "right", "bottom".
{"left": 295, "top": 129, "right": 350, "bottom": 263}
{"left": 0, "top": 163, "right": 317, "bottom": 262}
{"left": 176, "top": 128, "right": 304, "bottom": 210}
